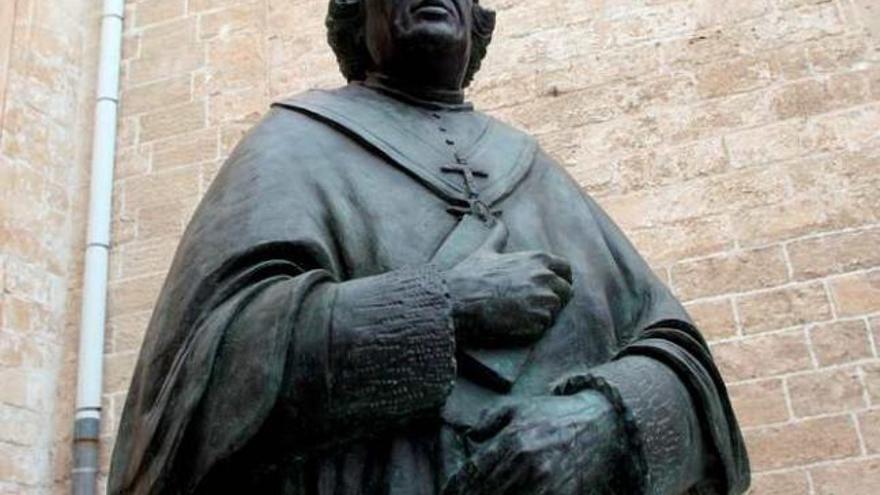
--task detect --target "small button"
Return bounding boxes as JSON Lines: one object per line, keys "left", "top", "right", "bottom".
{"left": 432, "top": 113, "right": 441, "bottom": 119}
{"left": 445, "top": 139, "right": 455, "bottom": 146}
{"left": 439, "top": 127, "right": 447, "bottom": 132}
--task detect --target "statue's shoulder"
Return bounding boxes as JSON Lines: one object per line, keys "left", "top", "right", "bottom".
{"left": 208, "top": 90, "right": 366, "bottom": 198}
{"left": 471, "top": 113, "right": 580, "bottom": 192}
{"left": 476, "top": 109, "right": 536, "bottom": 144}
{"left": 271, "top": 85, "right": 359, "bottom": 121}
{"left": 220, "top": 89, "right": 363, "bottom": 170}
{"left": 246, "top": 91, "right": 348, "bottom": 147}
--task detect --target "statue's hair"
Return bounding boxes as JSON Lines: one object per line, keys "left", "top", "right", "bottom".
{"left": 326, "top": 0, "right": 496, "bottom": 88}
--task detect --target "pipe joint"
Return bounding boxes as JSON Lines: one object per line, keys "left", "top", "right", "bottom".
{"left": 73, "top": 416, "right": 101, "bottom": 443}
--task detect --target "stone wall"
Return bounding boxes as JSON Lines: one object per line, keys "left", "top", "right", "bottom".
{"left": 53, "top": 0, "right": 880, "bottom": 492}
{"left": 0, "top": 0, "right": 99, "bottom": 492}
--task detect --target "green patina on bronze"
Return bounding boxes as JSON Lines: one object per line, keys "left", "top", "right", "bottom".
{"left": 109, "top": 1, "right": 750, "bottom": 493}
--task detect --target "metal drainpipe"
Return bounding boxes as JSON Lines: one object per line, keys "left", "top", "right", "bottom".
{"left": 72, "top": 0, "right": 124, "bottom": 493}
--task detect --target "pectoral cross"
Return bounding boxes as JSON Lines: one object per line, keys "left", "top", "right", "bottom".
{"left": 441, "top": 154, "right": 500, "bottom": 223}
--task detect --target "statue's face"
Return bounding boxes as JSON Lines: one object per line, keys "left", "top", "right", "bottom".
{"left": 364, "top": 0, "right": 473, "bottom": 71}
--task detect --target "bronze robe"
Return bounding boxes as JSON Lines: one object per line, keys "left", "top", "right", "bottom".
{"left": 109, "top": 84, "right": 749, "bottom": 494}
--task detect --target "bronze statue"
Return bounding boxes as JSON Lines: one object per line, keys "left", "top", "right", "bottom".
{"left": 109, "top": 1, "right": 750, "bottom": 493}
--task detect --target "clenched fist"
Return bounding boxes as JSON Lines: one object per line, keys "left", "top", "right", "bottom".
{"left": 445, "top": 221, "right": 574, "bottom": 347}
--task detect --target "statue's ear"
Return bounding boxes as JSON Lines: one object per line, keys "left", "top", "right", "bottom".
{"left": 464, "top": 2, "right": 496, "bottom": 87}
{"left": 327, "top": 0, "right": 369, "bottom": 82}
{"left": 472, "top": 2, "right": 497, "bottom": 37}
{"left": 329, "top": 0, "right": 361, "bottom": 17}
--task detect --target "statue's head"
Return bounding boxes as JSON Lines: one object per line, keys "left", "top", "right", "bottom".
{"left": 326, "top": 0, "right": 496, "bottom": 89}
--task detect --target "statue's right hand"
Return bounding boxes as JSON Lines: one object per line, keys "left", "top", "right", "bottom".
{"left": 445, "top": 221, "right": 573, "bottom": 347}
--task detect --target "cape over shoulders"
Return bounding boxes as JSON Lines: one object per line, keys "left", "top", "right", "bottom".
{"left": 264, "top": 84, "right": 540, "bottom": 208}
{"left": 111, "top": 84, "right": 750, "bottom": 495}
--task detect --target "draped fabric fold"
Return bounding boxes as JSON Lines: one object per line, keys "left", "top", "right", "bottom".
{"left": 109, "top": 84, "right": 748, "bottom": 494}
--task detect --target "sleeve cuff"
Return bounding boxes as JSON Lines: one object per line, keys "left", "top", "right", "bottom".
{"left": 328, "top": 265, "right": 456, "bottom": 427}
{"left": 555, "top": 356, "right": 705, "bottom": 495}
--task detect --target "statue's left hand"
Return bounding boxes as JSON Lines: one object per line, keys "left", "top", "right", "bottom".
{"left": 442, "top": 391, "right": 626, "bottom": 495}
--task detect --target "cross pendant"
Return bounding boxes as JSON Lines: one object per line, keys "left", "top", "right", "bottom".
{"left": 440, "top": 155, "right": 488, "bottom": 199}
{"left": 441, "top": 155, "right": 499, "bottom": 222}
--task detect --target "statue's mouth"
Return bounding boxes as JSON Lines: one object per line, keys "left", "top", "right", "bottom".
{"left": 411, "top": 0, "right": 457, "bottom": 20}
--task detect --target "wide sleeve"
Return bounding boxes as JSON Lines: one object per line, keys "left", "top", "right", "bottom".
{"left": 276, "top": 264, "right": 457, "bottom": 448}
{"left": 172, "top": 262, "right": 456, "bottom": 490}
{"left": 556, "top": 354, "right": 708, "bottom": 494}
{"left": 109, "top": 111, "right": 457, "bottom": 494}
{"left": 111, "top": 249, "right": 457, "bottom": 494}
{"left": 561, "top": 194, "right": 750, "bottom": 495}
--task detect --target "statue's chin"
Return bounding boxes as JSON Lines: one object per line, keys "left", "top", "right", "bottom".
{"left": 395, "top": 20, "right": 466, "bottom": 55}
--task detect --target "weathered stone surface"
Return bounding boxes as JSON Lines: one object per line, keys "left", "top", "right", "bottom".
{"left": 684, "top": 298, "right": 738, "bottom": 341}
{"left": 736, "top": 282, "right": 832, "bottom": 334}
{"left": 811, "top": 459, "right": 880, "bottom": 495}
{"left": 809, "top": 320, "right": 873, "bottom": 366}
{"left": 671, "top": 247, "right": 790, "bottom": 301}
{"left": 829, "top": 270, "right": 880, "bottom": 316}
{"left": 859, "top": 409, "right": 880, "bottom": 455}
{"left": 787, "top": 368, "right": 865, "bottom": 417}
{"left": 747, "top": 471, "right": 810, "bottom": 495}
{"left": 727, "top": 379, "right": 789, "bottom": 428}
{"left": 0, "top": 0, "right": 96, "bottom": 492}
{"left": 139, "top": 102, "right": 206, "bottom": 143}
{"left": 712, "top": 330, "right": 812, "bottom": 382}
{"left": 865, "top": 363, "right": 880, "bottom": 404}
{"left": 199, "top": 3, "right": 262, "bottom": 39}
{"left": 2, "top": 0, "right": 878, "bottom": 491}
{"left": 745, "top": 415, "right": 860, "bottom": 471}
{"left": 121, "top": 76, "right": 192, "bottom": 117}
{"left": 121, "top": 164, "right": 201, "bottom": 214}
{"left": 788, "top": 228, "right": 880, "bottom": 280}
{"left": 134, "top": 0, "right": 185, "bottom": 28}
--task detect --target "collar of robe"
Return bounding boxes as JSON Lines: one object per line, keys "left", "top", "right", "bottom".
{"left": 273, "top": 84, "right": 538, "bottom": 211}
{"left": 362, "top": 73, "right": 473, "bottom": 111}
